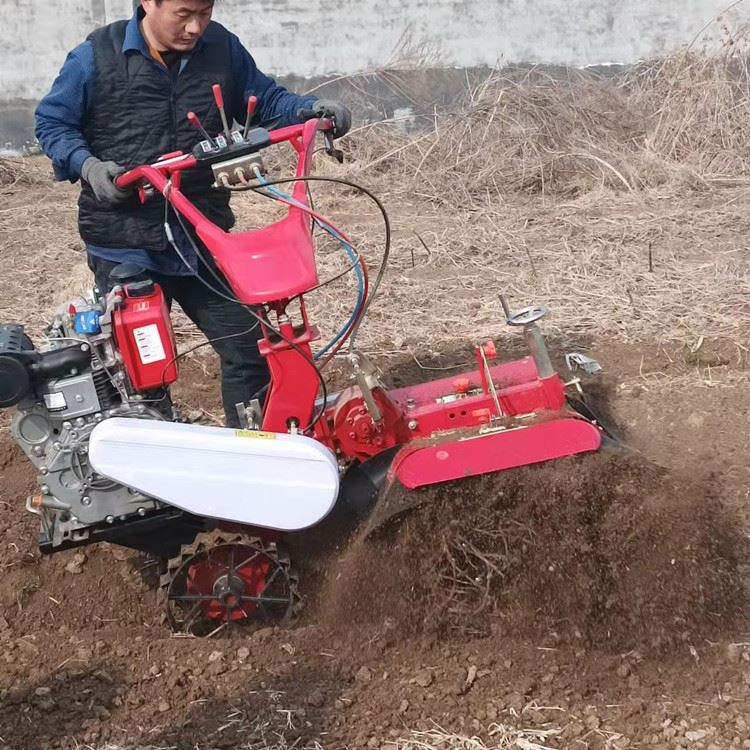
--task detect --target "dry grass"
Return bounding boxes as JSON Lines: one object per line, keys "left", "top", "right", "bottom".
{"left": 438, "top": 521, "right": 534, "bottom": 620}
{"left": 392, "top": 724, "right": 561, "bottom": 750}
{"left": 320, "top": 49, "right": 750, "bottom": 354}
{"left": 378, "top": 715, "right": 622, "bottom": 750}
{"left": 346, "top": 67, "right": 646, "bottom": 200}
{"left": 2, "top": 50, "right": 750, "bottom": 368}
{"left": 0, "top": 156, "right": 49, "bottom": 187}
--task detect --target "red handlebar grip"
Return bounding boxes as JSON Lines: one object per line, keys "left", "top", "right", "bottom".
{"left": 212, "top": 84, "right": 224, "bottom": 109}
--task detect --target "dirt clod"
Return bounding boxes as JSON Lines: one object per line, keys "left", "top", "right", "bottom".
{"left": 64, "top": 552, "right": 87, "bottom": 575}
{"left": 415, "top": 669, "right": 433, "bottom": 688}
{"left": 307, "top": 688, "right": 326, "bottom": 707}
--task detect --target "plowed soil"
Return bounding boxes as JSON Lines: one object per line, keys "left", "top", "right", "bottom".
{"left": 2, "top": 161, "right": 750, "bottom": 749}
{"left": 322, "top": 452, "right": 747, "bottom": 649}
{"left": 1, "top": 343, "right": 750, "bottom": 750}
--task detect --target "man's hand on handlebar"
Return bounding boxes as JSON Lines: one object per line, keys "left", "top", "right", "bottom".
{"left": 81, "top": 157, "right": 132, "bottom": 205}
{"left": 299, "top": 100, "right": 352, "bottom": 138}
{"left": 115, "top": 93, "right": 347, "bottom": 194}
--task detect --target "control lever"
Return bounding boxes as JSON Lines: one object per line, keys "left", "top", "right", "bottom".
{"left": 325, "top": 131, "right": 344, "bottom": 164}
{"left": 212, "top": 83, "right": 232, "bottom": 141}
{"left": 500, "top": 296, "right": 548, "bottom": 327}
{"left": 243, "top": 95, "right": 258, "bottom": 139}
{"left": 298, "top": 107, "right": 344, "bottom": 162}
{"left": 186, "top": 111, "right": 217, "bottom": 148}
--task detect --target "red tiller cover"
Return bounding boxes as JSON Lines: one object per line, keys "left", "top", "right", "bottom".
{"left": 392, "top": 416, "right": 603, "bottom": 489}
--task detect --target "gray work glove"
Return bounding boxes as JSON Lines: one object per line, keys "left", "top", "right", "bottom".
{"left": 81, "top": 156, "right": 130, "bottom": 205}
{"left": 311, "top": 99, "right": 352, "bottom": 138}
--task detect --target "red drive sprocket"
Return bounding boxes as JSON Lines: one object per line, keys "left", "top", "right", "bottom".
{"left": 163, "top": 531, "right": 297, "bottom": 635}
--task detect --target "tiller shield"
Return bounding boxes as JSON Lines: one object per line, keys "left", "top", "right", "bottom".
{"left": 335, "top": 301, "right": 607, "bottom": 532}
{"left": 392, "top": 415, "right": 602, "bottom": 490}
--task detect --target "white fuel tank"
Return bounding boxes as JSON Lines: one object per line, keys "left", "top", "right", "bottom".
{"left": 89, "top": 418, "right": 340, "bottom": 530}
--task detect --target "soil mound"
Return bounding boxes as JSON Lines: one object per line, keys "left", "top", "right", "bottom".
{"left": 0, "top": 439, "right": 159, "bottom": 635}
{"left": 321, "top": 451, "right": 747, "bottom": 650}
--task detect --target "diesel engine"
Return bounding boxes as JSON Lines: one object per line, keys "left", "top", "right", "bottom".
{"left": 0, "top": 264, "right": 196, "bottom": 556}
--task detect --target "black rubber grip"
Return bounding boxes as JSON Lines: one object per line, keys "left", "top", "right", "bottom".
{"left": 297, "top": 107, "right": 321, "bottom": 122}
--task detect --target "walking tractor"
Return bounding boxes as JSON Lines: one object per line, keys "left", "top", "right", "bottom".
{"left": 0, "top": 87, "right": 610, "bottom": 634}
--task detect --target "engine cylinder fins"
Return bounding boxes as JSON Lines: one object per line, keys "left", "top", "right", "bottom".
{"left": 0, "top": 325, "right": 34, "bottom": 408}
{"left": 0, "top": 355, "right": 31, "bottom": 408}
{"left": 161, "top": 530, "right": 299, "bottom": 637}
{"left": 92, "top": 369, "right": 119, "bottom": 411}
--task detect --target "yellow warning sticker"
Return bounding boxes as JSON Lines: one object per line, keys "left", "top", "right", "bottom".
{"left": 234, "top": 430, "right": 277, "bottom": 440}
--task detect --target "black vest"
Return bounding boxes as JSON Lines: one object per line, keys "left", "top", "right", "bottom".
{"left": 79, "top": 21, "right": 236, "bottom": 250}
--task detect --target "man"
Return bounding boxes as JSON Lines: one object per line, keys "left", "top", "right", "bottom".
{"left": 35, "top": 0, "right": 351, "bottom": 426}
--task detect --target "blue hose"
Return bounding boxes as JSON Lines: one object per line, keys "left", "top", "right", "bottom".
{"left": 253, "top": 174, "right": 365, "bottom": 360}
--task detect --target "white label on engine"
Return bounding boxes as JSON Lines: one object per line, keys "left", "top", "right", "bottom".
{"left": 133, "top": 324, "right": 167, "bottom": 365}
{"left": 44, "top": 392, "right": 67, "bottom": 411}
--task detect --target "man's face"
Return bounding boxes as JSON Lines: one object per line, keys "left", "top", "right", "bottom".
{"left": 141, "top": 0, "right": 214, "bottom": 52}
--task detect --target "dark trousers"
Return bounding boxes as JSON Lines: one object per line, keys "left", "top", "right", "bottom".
{"left": 89, "top": 255, "right": 269, "bottom": 428}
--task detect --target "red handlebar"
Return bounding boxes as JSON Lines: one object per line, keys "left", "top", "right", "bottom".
{"left": 115, "top": 117, "right": 333, "bottom": 191}
{"left": 115, "top": 154, "right": 194, "bottom": 190}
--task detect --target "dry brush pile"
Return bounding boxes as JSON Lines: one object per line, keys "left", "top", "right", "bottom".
{"left": 344, "top": 51, "right": 750, "bottom": 199}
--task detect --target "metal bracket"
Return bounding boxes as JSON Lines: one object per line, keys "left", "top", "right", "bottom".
{"left": 477, "top": 345, "right": 504, "bottom": 418}
{"left": 235, "top": 398, "right": 263, "bottom": 430}
{"left": 565, "top": 353, "right": 603, "bottom": 375}
{"left": 212, "top": 153, "right": 266, "bottom": 187}
{"left": 350, "top": 351, "right": 383, "bottom": 423}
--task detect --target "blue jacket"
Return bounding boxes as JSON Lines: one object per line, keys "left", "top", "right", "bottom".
{"left": 35, "top": 10, "right": 315, "bottom": 275}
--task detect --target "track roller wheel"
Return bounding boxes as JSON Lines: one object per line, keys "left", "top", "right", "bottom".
{"left": 161, "top": 530, "right": 299, "bottom": 636}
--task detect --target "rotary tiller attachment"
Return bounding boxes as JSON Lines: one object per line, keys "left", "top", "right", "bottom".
{"left": 340, "top": 297, "right": 610, "bottom": 534}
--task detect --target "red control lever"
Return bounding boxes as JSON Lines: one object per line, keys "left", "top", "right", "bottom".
{"left": 186, "top": 111, "right": 216, "bottom": 146}
{"left": 243, "top": 95, "right": 258, "bottom": 139}
{"left": 211, "top": 83, "right": 231, "bottom": 140}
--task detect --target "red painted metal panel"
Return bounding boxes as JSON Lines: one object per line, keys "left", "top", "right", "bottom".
{"left": 393, "top": 417, "right": 602, "bottom": 489}
{"left": 389, "top": 357, "right": 539, "bottom": 405}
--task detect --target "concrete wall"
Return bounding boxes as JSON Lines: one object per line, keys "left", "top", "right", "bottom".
{"left": 0, "top": 0, "right": 739, "bottom": 147}
{"left": 217, "top": 0, "right": 736, "bottom": 78}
